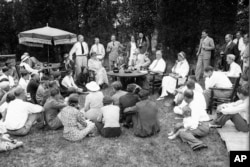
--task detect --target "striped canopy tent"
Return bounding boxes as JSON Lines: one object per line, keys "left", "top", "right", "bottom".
{"left": 18, "top": 24, "right": 77, "bottom": 62}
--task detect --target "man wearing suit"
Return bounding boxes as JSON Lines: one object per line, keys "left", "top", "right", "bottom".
{"left": 195, "top": 30, "right": 215, "bottom": 81}
{"left": 220, "top": 34, "right": 239, "bottom": 71}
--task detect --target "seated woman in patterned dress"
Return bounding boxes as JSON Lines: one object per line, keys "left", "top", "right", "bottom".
{"left": 58, "top": 94, "right": 95, "bottom": 141}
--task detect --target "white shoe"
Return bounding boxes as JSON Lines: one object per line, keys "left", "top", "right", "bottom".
{"left": 168, "top": 131, "right": 174, "bottom": 136}
{"left": 156, "top": 97, "right": 164, "bottom": 101}
{"left": 168, "top": 134, "right": 177, "bottom": 140}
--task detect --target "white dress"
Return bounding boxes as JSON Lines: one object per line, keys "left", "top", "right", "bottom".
{"left": 88, "top": 59, "right": 108, "bottom": 85}
{"left": 160, "top": 59, "right": 189, "bottom": 97}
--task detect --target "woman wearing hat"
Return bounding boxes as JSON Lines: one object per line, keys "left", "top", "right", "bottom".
{"left": 95, "top": 96, "right": 121, "bottom": 138}
{"left": 124, "top": 89, "right": 160, "bottom": 137}
{"left": 157, "top": 51, "right": 190, "bottom": 100}
{"left": 58, "top": 94, "right": 95, "bottom": 141}
{"left": 88, "top": 52, "right": 109, "bottom": 88}
{"left": 83, "top": 81, "right": 104, "bottom": 122}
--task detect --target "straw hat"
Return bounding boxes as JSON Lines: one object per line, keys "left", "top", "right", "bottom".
{"left": 21, "top": 54, "right": 30, "bottom": 62}
{"left": 86, "top": 81, "right": 100, "bottom": 92}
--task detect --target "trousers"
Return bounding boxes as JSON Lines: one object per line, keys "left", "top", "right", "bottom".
{"left": 75, "top": 55, "right": 87, "bottom": 78}
{"left": 195, "top": 56, "right": 210, "bottom": 81}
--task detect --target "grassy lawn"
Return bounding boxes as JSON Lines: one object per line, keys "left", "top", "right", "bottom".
{"left": 0, "top": 88, "right": 229, "bottom": 167}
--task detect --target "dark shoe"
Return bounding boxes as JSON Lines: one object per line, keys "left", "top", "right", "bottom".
{"left": 122, "top": 123, "right": 130, "bottom": 129}
{"left": 192, "top": 144, "right": 208, "bottom": 151}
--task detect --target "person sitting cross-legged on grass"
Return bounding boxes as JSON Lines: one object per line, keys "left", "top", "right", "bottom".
{"left": 44, "top": 88, "right": 66, "bottom": 130}
{"left": 209, "top": 84, "right": 249, "bottom": 132}
{"left": 83, "top": 81, "right": 104, "bottom": 122}
{"left": 5, "top": 87, "right": 44, "bottom": 136}
{"left": 176, "top": 89, "right": 210, "bottom": 151}
{"left": 168, "top": 105, "right": 192, "bottom": 140}
{"left": 124, "top": 89, "right": 160, "bottom": 137}
{"left": 95, "top": 96, "right": 121, "bottom": 138}
{"left": 58, "top": 94, "right": 95, "bottom": 141}
{"left": 119, "top": 84, "right": 140, "bottom": 128}
{"left": 61, "top": 69, "right": 83, "bottom": 94}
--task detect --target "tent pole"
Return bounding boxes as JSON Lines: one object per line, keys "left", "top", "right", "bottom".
{"left": 48, "top": 45, "right": 49, "bottom": 63}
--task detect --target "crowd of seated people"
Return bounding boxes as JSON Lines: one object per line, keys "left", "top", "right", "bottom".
{"left": 0, "top": 30, "right": 249, "bottom": 153}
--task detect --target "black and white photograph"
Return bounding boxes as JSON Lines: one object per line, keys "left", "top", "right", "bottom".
{"left": 0, "top": 0, "right": 249, "bottom": 166}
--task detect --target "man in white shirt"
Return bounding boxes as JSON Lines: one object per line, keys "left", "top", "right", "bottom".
{"left": 4, "top": 87, "right": 44, "bottom": 136}
{"left": 233, "top": 31, "right": 245, "bottom": 57}
{"left": 18, "top": 69, "right": 30, "bottom": 93}
{"left": 142, "top": 50, "right": 166, "bottom": 89}
{"left": 90, "top": 37, "right": 105, "bottom": 62}
{"left": 210, "top": 84, "right": 249, "bottom": 132}
{"left": 174, "top": 75, "right": 203, "bottom": 105}
{"left": 224, "top": 54, "right": 242, "bottom": 77}
{"left": 203, "top": 66, "right": 233, "bottom": 109}
{"left": 69, "top": 35, "right": 89, "bottom": 78}
{"left": 178, "top": 89, "right": 210, "bottom": 151}
{"left": 174, "top": 80, "right": 210, "bottom": 121}
{"left": 61, "top": 69, "right": 82, "bottom": 93}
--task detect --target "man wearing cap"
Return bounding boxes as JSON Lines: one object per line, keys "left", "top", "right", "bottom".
{"left": 20, "top": 53, "right": 40, "bottom": 74}
{"left": 4, "top": 87, "right": 44, "bottom": 136}
{"left": 90, "top": 37, "right": 105, "bottom": 62}
{"left": 18, "top": 69, "right": 30, "bottom": 93}
{"left": 95, "top": 96, "right": 121, "bottom": 138}
{"left": 69, "top": 35, "right": 89, "bottom": 78}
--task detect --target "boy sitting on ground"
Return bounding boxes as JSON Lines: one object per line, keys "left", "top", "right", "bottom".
{"left": 168, "top": 106, "right": 192, "bottom": 140}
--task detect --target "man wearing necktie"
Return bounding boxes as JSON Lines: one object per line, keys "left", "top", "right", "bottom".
{"left": 195, "top": 30, "right": 215, "bottom": 82}
{"left": 90, "top": 37, "right": 105, "bottom": 63}
{"left": 219, "top": 34, "right": 239, "bottom": 71}
{"left": 69, "top": 35, "right": 89, "bottom": 79}
{"left": 106, "top": 35, "right": 122, "bottom": 70}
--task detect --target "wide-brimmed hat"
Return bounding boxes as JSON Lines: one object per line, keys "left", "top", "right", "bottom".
{"left": 86, "top": 81, "right": 100, "bottom": 92}
{"left": 103, "top": 96, "right": 113, "bottom": 105}
{"left": 21, "top": 54, "right": 30, "bottom": 62}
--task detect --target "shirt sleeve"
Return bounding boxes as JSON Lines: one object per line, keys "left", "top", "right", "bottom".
{"left": 100, "top": 44, "right": 105, "bottom": 59}
{"left": 221, "top": 100, "right": 248, "bottom": 115}
{"left": 51, "top": 100, "right": 67, "bottom": 110}
{"left": 61, "top": 77, "right": 70, "bottom": 88}
{"left": 141, "top": 56, "right": 151, "bottom": 67}
{"left": 179, "top": 61, "right": 189, "bottom": 78}
{"left": 26, "top": 102, "right": 43, "bottom": 114}
{"left": 84, "top": 96, "right": 90, "bottom": 111}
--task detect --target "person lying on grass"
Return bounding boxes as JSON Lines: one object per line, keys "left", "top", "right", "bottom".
{"left": 123, "top": 89, "right": 160, "bottom": 137}
{"left": 95, "top": 96, "right": 121, "bottom": 138}
{"left": 209, "top": 83, "right": 249, "bottom": 132}
{"left": 0, "top": 113, "right": 23, "bottom": 152}
{"left": 168, "top": 106, "right": 192, "bottom": 139}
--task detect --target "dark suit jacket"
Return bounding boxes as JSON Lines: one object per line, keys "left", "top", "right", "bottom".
{"left": 223, "top": 42, "right": 239, "bottom": 61}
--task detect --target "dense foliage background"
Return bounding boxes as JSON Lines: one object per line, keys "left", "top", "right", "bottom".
{"left": 0, "top": 0, "right": 249, "bottom": 62}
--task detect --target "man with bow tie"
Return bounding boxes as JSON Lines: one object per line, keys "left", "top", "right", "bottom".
{"left": 195, "top": 30, "right": 215, "bottom": 82}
